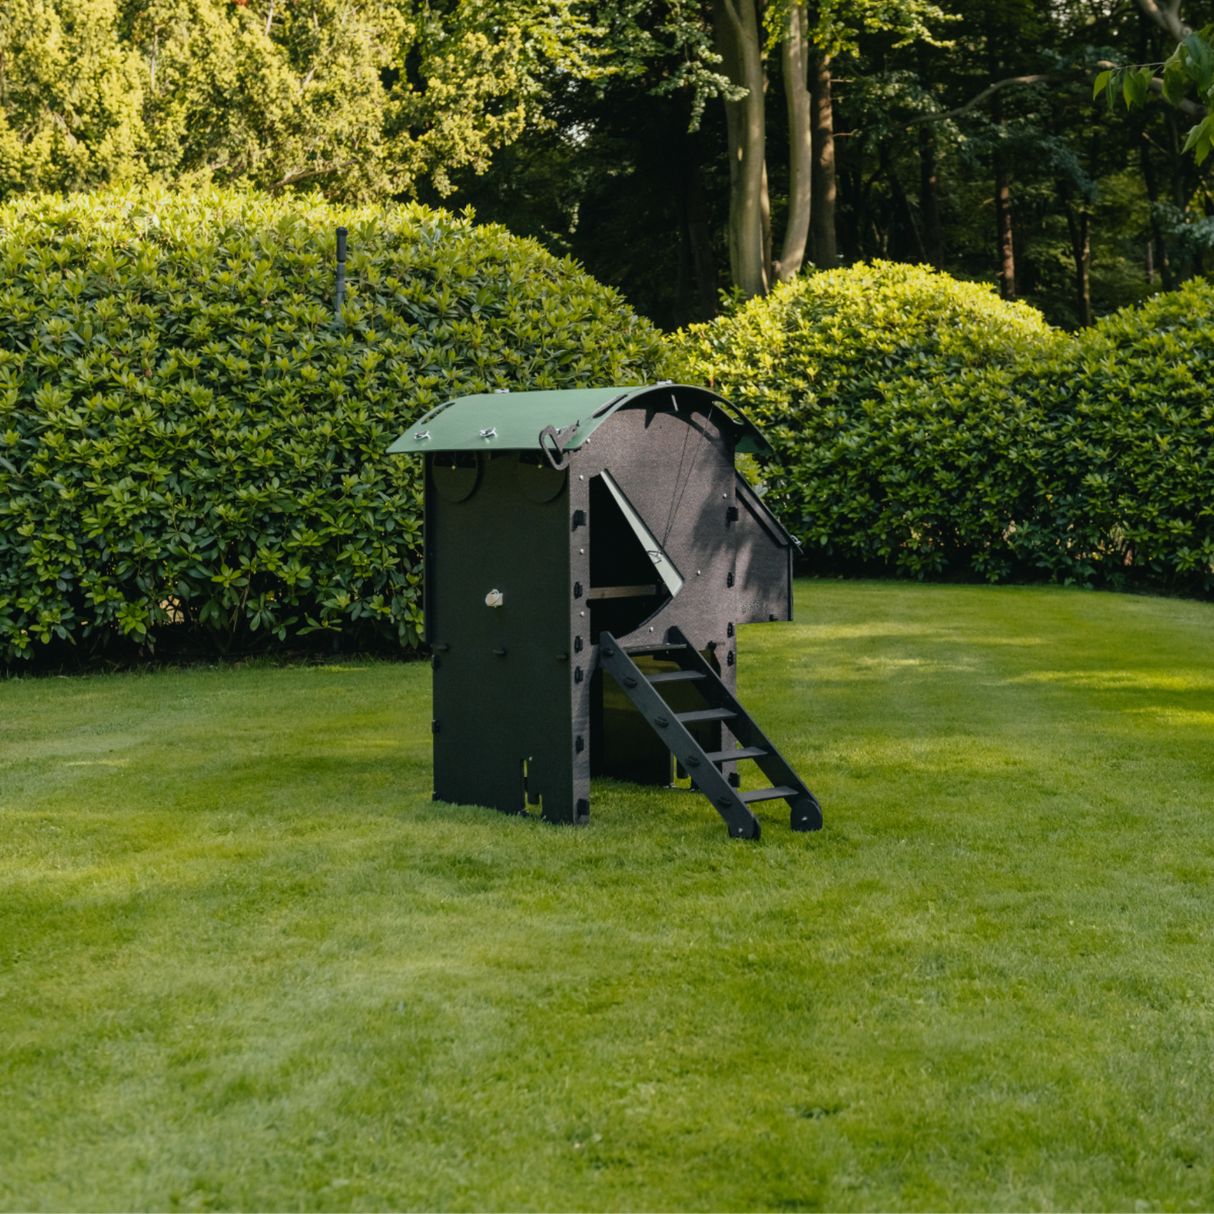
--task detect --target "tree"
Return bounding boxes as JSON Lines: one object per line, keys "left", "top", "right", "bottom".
{"left": 0, "top": 0, "right": 614, "bottom": 202}
{"left": 713, "top": 0, "right": 769, "bottom": 296}
{"left": 0, "top": 0, "right": 146, "bottom": 196}
{"left": 709, "top": 0, "right": 953, "bottom": 298}
{"left": 1093, "top": 6, "right": 1214, "bottom": 162}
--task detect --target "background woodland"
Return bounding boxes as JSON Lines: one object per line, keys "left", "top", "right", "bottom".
{"left": 4, "top": 0, "right": 1214, "bottom": 330}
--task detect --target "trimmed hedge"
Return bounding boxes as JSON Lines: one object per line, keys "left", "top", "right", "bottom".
{"left": 676, "top": 262, "right": 1214, "bottom": 592}
{"left": 674, "top": 261, "right": 1057, "bottom": 430}
{"left": 1023, "top": 282, "right": 1214, "bottom": 588}
{"left": 0, "top": 189, "right": 670, "bottom": 664}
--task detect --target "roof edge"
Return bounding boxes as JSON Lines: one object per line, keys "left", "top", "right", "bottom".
{"left": 559, "top": 383, "right": 773, "bottom": 458}
{"left": 385, "top": 382, "right": 773, "bottom": 457}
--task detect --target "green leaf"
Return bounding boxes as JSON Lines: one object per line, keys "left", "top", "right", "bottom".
{"left": 1181, "top": 115, "right": 1214, "bottom": 155}
{"left": 1163, "top": 60, "right": 1190, "bottom": 106}
{"left": 1092, "top": 69, "right": 1113, "bottom": 98}
{"left": 1183, "top": 32, "right": 1214, "bottom": 91}
{"left": 1123, "top": 66, "right": 1150, "bottom": 108}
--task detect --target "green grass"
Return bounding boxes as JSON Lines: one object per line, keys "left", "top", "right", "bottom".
{"left": 2, "top": 581, "right": 1214, "bottom": 1212}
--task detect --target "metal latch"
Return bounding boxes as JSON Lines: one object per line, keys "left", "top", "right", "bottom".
{"left": 538, "top": 422, "right": 579, "bottom": 471}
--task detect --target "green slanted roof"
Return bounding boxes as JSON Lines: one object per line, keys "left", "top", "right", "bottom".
{"left": 385, "top": 384, "right": 772, "bottom": 457}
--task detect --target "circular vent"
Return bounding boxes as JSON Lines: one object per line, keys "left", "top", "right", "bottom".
{"left": 431, "top": 451, "right": 481, "bottom": 502}
{"left": 516, "top": 450, "right": 567, "bottom": 503}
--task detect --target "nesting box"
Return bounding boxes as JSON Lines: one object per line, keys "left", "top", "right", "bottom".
{"left": 387, "top": 383, "right": 821, "bottom": 839}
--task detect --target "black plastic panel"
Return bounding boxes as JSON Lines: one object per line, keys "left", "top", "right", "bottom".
{"left": 734, "top": 473, "right": 794, "bottom": 624}
{"left": 427, "top": 451, "right": 576, "bottom": 821}
{"left": 419, "top": 387, "right": 795, "bottom": 823}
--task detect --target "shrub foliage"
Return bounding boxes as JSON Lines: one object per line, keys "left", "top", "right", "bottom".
{"left": 676, "top": 262, "right": 1214, "bottom": 593}
{"left": 675, "top": 260, "right": 1056, "bottom": 429}
{"left": 0, "top": 189, "right": 669, "bottom": 664}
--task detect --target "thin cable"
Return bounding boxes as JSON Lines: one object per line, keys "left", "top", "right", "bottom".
{"left": 661, "top": 412, "right": 693, "bottom": 547}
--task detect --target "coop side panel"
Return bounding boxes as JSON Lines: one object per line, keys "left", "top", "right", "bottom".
{"left": 581, "top": 402, "right": 738, "bottom": 663}
{"left": 733, "top": 473, "right": 793, "bottom": 624}
{"left": 577, "top": 398, "right": 740, "bottom": 779}
{"left": 427, "top": 452, "right": 575, "bottom": 820}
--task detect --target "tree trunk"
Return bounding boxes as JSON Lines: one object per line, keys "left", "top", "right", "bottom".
{"left": 713, "top": 0, "right": 768, "bottom": 298}
{"left": 775, "top": 0, "right": 812, "bottom": 282}
{"left": 672, "top": 99, "right": 718, "bottom": 326}
{"left": 994, "top": 164, "right": 1015, "bottom": 299}
{"left": 809, "top": 50, "right": 836, "bottom": 269}
{"left": 1139, "top": 132, "right": 1173, "bottom": 289}
{"left": 841, "top": 164, "right": 862, "bottom": 260}
{"left": 761, "top": 158, "right": 772, "bottom": 285}
{"left": 1077, "top": 208, "right": 1092, "bottom": 324}
{"left": 685, "top": 130, "right": 719, "bottom": 322}
{"left": 919, "top": 125, "right": 944, "bottom": 269}
{"left": 991, "top": 91, "right": 1015, "bottom": 298}
{"left": 987, "top": 19, "right": 1015, "bottom": 300}
{"left": 883, "top": 148, "right": 925, "bottom": 261}
{"left": 1064, "top": 202, "right": 1092, "bottom": 326}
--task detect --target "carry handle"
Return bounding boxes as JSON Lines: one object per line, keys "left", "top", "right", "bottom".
{"left": 538, "top": 423, "right": 576, "bottom": 471}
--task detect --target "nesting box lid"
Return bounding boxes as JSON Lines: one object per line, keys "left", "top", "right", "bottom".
{"left": 386, "top": 384, "right": 771, "bottom": 456}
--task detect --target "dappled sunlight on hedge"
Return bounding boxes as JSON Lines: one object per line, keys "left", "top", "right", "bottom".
{"left": 0, "top": 188, "right": 669, "bottom": 664}
{"left": 677, "top": 262, "right": 1214, "bottom": 594}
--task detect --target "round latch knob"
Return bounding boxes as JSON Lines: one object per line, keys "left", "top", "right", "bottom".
{"left": 485, "top": 589, "right": 504, "bottom": 607}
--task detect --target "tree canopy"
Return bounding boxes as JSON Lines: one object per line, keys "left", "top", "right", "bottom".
{"left": 4, "top": 0, "right": 1214, "bottom": 330}
{"left": 0, "top": 0, "right": 611, "bottom": 199}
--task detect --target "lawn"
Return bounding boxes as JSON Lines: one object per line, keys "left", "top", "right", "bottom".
{"left": 2, "top": 581, "right": 1213, "bottom": 1212}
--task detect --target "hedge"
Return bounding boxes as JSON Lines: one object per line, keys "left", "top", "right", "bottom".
{"left": 676, "top": 263, "right": 1214, "bottom": 593}
{"left": 1022, "top": 281, "right": 1214, "bottom": 588}
{"left": 673, "top": 260, "right": 1058, "bottom": 430}
{"left": 0, "top": 189, "right": 670, "bottom": 665}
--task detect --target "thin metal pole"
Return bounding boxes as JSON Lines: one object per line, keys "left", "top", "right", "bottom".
{"left": 334, "top": 226, "right": 347, "bottom": 326}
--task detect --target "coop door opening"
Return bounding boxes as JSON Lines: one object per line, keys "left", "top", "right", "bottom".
{"left": 588, "top": 470, "right": 683, "bottom": 642}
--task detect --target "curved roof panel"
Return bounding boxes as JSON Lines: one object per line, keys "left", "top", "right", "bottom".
{"left": 386, "top": 383, "right": 772, "bottom": 457}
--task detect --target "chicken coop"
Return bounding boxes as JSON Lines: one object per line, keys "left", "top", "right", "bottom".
{"left": 387, "top": 383, "right": 821, "bottom": 839}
